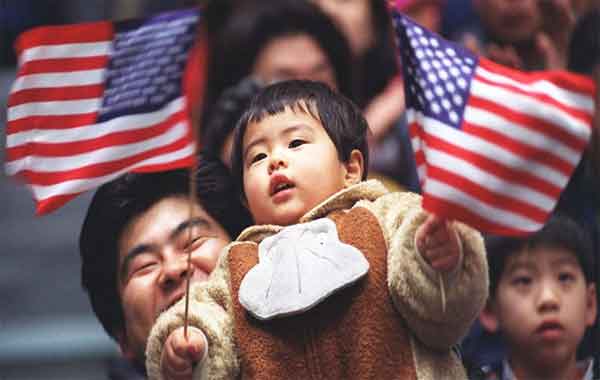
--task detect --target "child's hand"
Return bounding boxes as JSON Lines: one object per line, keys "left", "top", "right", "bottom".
{"left": 415, "top": 214, "right": 461, "bottom": 273}
{"left": 161, "top": 326, "right": 207, "bottom": 380}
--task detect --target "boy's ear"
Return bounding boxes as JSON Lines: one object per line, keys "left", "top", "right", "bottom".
{"left": 479, "top": 300, "right": 500, "bottom": 333}
{"left": 585, "top": 282, "right": 597, "bottom": 327}
{"left": 343, "top": 149, "right": 364, "bottom": 187}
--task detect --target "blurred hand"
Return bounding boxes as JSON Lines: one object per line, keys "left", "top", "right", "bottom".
{"left": 161, "top": 326, "right": 207, "bottom": 380}
{"left": 415, "top": 214, "right": 461, "bottom": 273}
{"left": 537, "top": 0, "right": 575, "bottom": 69}
{"left": 365, "top": 76, "right": 405, "bottom": 145}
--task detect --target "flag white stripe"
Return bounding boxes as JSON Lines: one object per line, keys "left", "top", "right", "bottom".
{"left": 5, "top": 122, "right": 188, "bottom": 175}
{"left": 8, "top": 98, "right": 102, "bottom": 122}
{"left": 7, "top": 97, "right": 185, "bottom": 147}
{"left": 425, "top": 178, "right": 543, "bottom": 232}
{"left": 471, "top": 80, "right": 592, "bottom": 141}
{"left": 419, "top": 113, "right": 570, "bottom": 188}
{"left": 11, "top": 69, "right": 106, "bottom": 93}
{"left": 426, "top": 147, "right": 555, "bottom": 211}
{"left": 30, "top": 143, "right": 195, "bottom": 200}
{"left": 19, "top": 42, "right": 112, "bottom": 66}
{"left": 476, "top": 65, "right": 594, "bottom": 113}
{"left": 464, "top": 106, "right": 581, "bottom": 165}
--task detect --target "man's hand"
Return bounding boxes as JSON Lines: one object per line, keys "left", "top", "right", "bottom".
{"left": 415, "top": 214, "right": 461, "bottom": 273}
{"left": 161, "top": 326, "right": 207, "bottom": 380}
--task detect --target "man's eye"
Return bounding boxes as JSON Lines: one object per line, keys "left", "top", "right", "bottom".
{"left": 289, "top": 139, "right": 306, "bottom": 148}
{"left": 250, "top": 152, "right": 267, "bottom": 164}
{"left": 129, "top": 261, "right": 156, "bottom": 278}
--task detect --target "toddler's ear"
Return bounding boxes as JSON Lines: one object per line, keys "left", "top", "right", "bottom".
{"left": 479, "top": 301, "right": 500, "bottom": 333}
{"left": 343, "top": 149, "right": 364, "bottom": 187}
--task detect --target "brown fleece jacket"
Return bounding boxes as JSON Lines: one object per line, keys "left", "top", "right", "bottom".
{"left": 146, "top": 180, "right": 489, "bottom": 380}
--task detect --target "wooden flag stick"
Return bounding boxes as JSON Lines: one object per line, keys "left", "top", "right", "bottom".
{"left": 183, "top": 156, "right": 198, "bottom": 340}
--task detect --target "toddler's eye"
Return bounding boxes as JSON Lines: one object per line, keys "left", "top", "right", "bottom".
{"left": 512, "top": 276, "right": 532, "bottom": 287}
{"left": 250, "top": 152, "right": 267, "bottom": 164}
{"left": 289, "top": 139, "right": 306, "bottom": 148}
{"left": 558, "top": 272, "right": 575, "bottom": 284}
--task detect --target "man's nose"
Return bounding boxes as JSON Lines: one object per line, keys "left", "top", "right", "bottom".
{"left": 537, "top": 280, "right": 560, "bottom": 312}
{"left": 159, "top": 254, "right": 193, "bottom": 291}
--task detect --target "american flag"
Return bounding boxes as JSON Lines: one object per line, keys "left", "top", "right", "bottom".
{"left": 5, "top": 8, "right": 200, "bottom": 214}
{"left": 392, "top": 12, "right": 595, "bottom": 236}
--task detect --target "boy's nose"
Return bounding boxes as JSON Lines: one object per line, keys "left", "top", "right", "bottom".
{"left": 537, "top": 282, "right": 560, "bottom": 312}
{"left": 268, "top": 153, "right": 287, "bottom": 174}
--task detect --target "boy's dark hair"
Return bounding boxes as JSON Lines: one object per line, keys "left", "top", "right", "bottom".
{"left": 231, "top": 80, "right": 370, "bottom": 196}
{"left": 79, "top": 156, "right": 251, "bottom": 339}
{"left": 486, "top": 214, "right": 595, "bottom": 297}
{"left": 200, "top": 0, "right": 353, "bottom": 136}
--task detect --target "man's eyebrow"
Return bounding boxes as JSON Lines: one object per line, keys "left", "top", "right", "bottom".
{"left": 169, "top": 217, "right": 211, "bottom": 240}
{"left": 120, "top": 244, "right": 155, "bottom": 282}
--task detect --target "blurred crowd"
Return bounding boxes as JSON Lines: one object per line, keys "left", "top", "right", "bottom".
{"left": 2, "top": 0, "right": 600, "bottom": 379}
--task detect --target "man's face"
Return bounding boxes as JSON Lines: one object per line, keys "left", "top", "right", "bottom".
{"left": 115, "top": 195, "right": 230, "bottom": 364}
{"left": 482, "top": 247, "right": 596, "bottom": 368}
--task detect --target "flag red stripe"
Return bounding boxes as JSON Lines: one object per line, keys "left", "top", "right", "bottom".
{"left": 6, "top": 112, "right": 187, "bottom": 160}
{"left": 7, "top": 113, "right": 99, "bottom": 134}
{"left": 474, "top": 74, "right": 594, "bottom": 126}
{"left": 479, "top": 58, "right": 596, "bottom": 95}
{"left": 422, "top": 194, "right": 532, "bottom": 236}
{"left": 8, "top": 85, "right": 104, "bottom": 107}
{"left": 467, "top": 96, "right": 588, "bottom": 151}
{"left": 427, "top": 165, "right": 548, "bottom": 223}
{"left": 35, "top": 193, "right": 80, "bottom": 215}
{"left": 15, "top": 22, "right": 113, "bottom": 55}
{"left": 133, "top": 155, "right": 196, "bottom": 173}
{"left": 17, "top": 56, "right": 109, "bottom": 76}
{"left": 461, "top": 121, "right": 574, "bottom": 175}
{"left": 12, "top": 136, "right": 192, "bottom": 186}
{"left": 423, "top": 130, "right": 562, "bottom": 198}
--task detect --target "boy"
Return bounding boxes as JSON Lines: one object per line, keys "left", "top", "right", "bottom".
{"left": 145, "top": 80, "right": 488, "bottom": 380}
{"left": 478, "top": 215, "right": 597, "bottom": 380}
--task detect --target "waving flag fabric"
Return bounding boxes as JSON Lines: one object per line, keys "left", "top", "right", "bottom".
{"left": 5, "top": 8, "right": 200, "bottom": 214}
{"left": 392, "top": 12, "right": 595, "bottom": 236}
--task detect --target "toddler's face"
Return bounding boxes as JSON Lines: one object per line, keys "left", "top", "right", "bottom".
{"left": 488, "top": 247, "right": 596, "bottom": 365}
{"left": 241, "top": 106, "right": 350, "bottom": 226}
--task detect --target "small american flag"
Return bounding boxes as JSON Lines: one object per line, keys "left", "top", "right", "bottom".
{"left": 5, "top": 8, "right": 200, "bottom": 214}
{"left": 392, "top": 12, "right": 595, "bottom": 236}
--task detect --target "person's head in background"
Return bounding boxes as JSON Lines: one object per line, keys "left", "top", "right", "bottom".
{"left": 231, "top": 80, "right": 369, "bottom": 226}
{"left": 311, "top": 0, "right": 398, "bottom": 107}
{"left": 198, "top": 0, "right": 353, "bottom": 169}
{"left": 79, "top": 156, "right": 251, "bottom": 371}
{"left": 473, "top": 0, "right": 542, "bottom": 46}
{"left": 479, "top": 215, "right": 597, "bottom": 380}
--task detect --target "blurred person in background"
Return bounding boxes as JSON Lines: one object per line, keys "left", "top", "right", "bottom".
{"left": 313, "top": 0, "right": 421, "bottom": 191}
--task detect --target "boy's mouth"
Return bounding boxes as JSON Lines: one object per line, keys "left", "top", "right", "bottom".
{"left": 535, "top": 320, "right": 564, "bottom": 339}
{"left": 269, "top": 174, "right": 295, "bottom": 196}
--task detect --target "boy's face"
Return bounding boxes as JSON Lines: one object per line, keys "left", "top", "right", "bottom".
{"left": 242, "top": 106, "right": 362, "bottom": 225}
{"left": 115, "top": 196, "right": 230, "bottom": 365}
{"left": 481, "top": 247, "right": 597, "bottom": 366}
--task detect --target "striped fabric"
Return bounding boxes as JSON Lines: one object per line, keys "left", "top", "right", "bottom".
{"left": 393, "top": 12, "right": 595, "bottom": 235}
{"left": 6, "top": 8, "right": 199, "bottom": 214}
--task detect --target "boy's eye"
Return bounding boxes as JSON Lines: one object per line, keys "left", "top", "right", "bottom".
{"left": 558, "top": 272, "right": 575, "bottom": 284}
{"left": 289, "top": 139, "right": 306, "bottom": 148}
{"left": 250, "top": 152, "right": 267, "bottom": 164}
{"left": 512, "top": 275, "right": 532, "bottom": 287}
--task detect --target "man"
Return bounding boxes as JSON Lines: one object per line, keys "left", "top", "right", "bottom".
{"left": 79, "top": 156, "right": 251, "bottom": 376}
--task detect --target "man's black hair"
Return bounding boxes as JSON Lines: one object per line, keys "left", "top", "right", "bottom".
{"left": 231, "top": 79, "right": 370, "bottom": 196}
{"left": 79, "top": 155, "right": 251, "bottom": 339}
{"left": 486, "top": 214, "right": 595, "bottom": 298}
